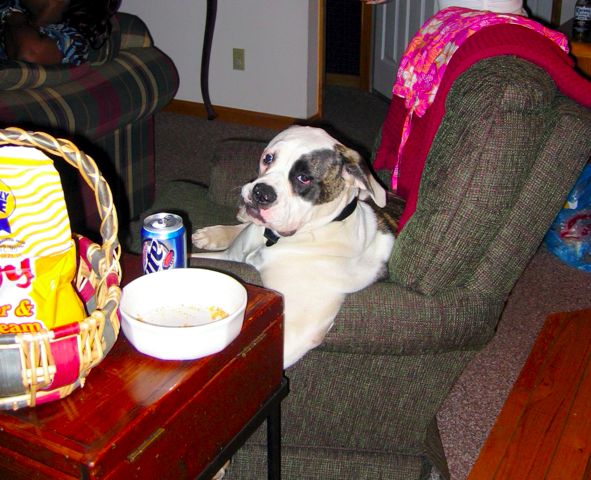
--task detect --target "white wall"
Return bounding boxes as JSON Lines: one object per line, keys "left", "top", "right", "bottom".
{"left": 558, "top": 0, "right": 577, "bottom": 24}
{"left": 526, "top": 0, "right": 576, "bottom": 24}
{"left": 526, "top": 0, "right": 551, "bottom": 22}
{"left": 119, "top": 0, "right": 320, "bottom": 119}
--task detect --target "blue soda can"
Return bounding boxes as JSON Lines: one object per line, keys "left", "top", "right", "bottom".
{"left": 141, "top": 213, "right": 187, "bottom": 274}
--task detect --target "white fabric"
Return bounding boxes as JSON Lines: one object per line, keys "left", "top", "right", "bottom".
{"left": 437, "top": 0, "right": 526, "bottom": 15}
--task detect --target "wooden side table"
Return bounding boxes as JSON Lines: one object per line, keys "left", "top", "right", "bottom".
{"left": 468, "top": 308, "right": 591, "bottom": 479}
{"left": 0, "top": 255, "right": 287, "bottom": 479}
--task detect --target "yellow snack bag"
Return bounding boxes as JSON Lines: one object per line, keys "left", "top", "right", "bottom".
{"left": 0, "top": 146, "right": 85, "bottom": 333}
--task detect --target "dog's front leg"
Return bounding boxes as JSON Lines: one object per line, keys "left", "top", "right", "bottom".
{"left": 192, "top": 223, "right": 249, "bottom": 251}
{"left": 192, "top": 222, "right": 265, "bottom": 263}
{"left": 260, "top": 269, "right": 345, "bottom": 369}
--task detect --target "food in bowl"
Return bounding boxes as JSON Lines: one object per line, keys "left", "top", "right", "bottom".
{"left": 133, "top": 304, "right": 228, "bottom": 327}
{"left": 119, "top": 268, "right": 247, "bottom": 360}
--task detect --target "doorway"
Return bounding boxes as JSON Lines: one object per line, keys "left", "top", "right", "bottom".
{"left": 324, "top": 1, "right": 373, "bottom": 92}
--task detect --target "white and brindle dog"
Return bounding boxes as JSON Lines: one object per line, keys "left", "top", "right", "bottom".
{"left": 192, "top": 126, "right": 397, "bottom": 368}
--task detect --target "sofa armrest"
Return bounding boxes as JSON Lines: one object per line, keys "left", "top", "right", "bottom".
{"left": 0, "top": 13, "right": 131, "bottom": 90}
{"left": 75, "top": 12, "right": 155, "bottom": 65}
{"left": 189, "top": 252, "right": 500, "bottom": 357}
{"left": 0, "top": 61, "right": 94, "bottom": 91}
{"left": 117, "top": 12, "right": 153, "bottom": 49}
{"left": 0, "top": 12, "right": 156, "bottom": 92}
{"left": 321, "top": 282, "right": 502, "bottom": 356}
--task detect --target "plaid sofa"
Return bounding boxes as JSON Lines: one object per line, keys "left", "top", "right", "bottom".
{"left": 0, "top": 13, "right": 179, "bottom": 234}
{"left": 180, "top": 56, "right": 591, "bottom": 479}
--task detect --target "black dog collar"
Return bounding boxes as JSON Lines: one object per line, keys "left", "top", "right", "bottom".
{"left": 264, "top": 228, "right": 281, "bottom": 246}
{"left": 264, "top": 197, "right": 358, "bottom": 247}
{"left": 332, "top": 196, "right": 358, "bottom": 222}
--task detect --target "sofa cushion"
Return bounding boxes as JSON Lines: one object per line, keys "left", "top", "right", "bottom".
{"left": 389, "top": 57, "right": 590, "bottom": 296}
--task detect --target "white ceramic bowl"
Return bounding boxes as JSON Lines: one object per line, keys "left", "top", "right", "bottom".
{"left": 120, "top": 268, "right": 247, "bottom": 360}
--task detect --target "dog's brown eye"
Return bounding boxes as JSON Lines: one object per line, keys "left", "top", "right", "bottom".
{"left": 297, "top": 174, "right": 311, "bottom": 185}
{"left": 263, "top": 153, "right": 274, "bottom": 165}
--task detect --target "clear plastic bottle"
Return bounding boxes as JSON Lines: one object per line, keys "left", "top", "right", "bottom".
{"left": 573, "top": 0, "right": 591, "bottom": 43}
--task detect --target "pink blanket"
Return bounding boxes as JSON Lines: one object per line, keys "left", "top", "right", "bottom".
{"left": 374, "top": 21, "right": 591, "bottom": 232}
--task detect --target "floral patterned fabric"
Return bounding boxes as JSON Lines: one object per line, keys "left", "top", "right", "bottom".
{"left": 389, "top": 7, "right": 569, "bottom": 190}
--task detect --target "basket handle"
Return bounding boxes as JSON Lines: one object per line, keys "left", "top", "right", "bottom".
{"left": 0, "top": 127, "right": 119, "bottom": 269}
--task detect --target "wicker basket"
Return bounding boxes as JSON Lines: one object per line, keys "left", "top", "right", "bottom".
{"left": 0, "top": 127, "right": 121, "bottom": 410}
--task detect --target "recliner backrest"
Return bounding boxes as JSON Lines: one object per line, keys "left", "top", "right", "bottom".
{"left": 389, "top": 57, "right": 591, "bottom": 298}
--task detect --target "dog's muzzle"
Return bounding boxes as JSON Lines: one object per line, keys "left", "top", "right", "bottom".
{"left": 252, "top": 183, "right": 277, "bottom": 207}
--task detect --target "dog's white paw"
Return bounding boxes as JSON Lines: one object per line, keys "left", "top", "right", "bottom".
{"left": 192, "top": 225, "right": 240, "bottom": 251}
{"left": 192, "top": 226, "right": 227, "bottom": 250}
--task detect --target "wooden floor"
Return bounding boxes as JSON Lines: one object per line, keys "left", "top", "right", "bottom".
{"left": 468, "top": 308, "right": 591, "bottom": 479}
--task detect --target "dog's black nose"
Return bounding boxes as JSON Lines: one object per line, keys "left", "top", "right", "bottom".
{"left": 252, "top": 183, "right": 277, "bottom": 206}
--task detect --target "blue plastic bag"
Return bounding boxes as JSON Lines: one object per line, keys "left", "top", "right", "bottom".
{"left": 544, "top": 164, "right": 591, "bottom": 272}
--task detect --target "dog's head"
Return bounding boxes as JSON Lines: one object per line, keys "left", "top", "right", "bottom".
{"left": 238, "top": 126, "right": 386, "bottom": 236}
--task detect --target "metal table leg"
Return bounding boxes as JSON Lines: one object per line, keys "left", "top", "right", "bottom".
{"left": 267, "top": 399, "right": 282, "bottom": 479}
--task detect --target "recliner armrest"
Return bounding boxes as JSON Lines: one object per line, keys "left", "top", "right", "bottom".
{"left": 190, "top": 253, "right": 501, "bottom": 357}
{"left": 321, "top": 282, "right": 502, "bottom": 356}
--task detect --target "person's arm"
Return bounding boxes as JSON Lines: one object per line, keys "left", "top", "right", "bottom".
{"left": 3, "top": 10, "right": 62, "bottom": 64}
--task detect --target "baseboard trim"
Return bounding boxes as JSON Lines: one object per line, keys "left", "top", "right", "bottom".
{"left": 163, "top": 99, "right": 320, "bottom": 130}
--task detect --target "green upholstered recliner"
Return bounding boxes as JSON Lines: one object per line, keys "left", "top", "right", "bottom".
{"left": 143, "top": 54, "right": 591, "bottom": 479}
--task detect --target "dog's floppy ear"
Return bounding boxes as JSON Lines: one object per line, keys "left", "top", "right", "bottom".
{"left": 335, "top": 144, "right": 386, "bottom": 207}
